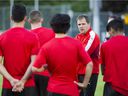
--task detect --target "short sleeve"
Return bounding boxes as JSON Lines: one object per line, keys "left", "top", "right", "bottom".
{"left": 33, "top": 47, "right": 47, "bottom": 68}
{"left": 100, "top": 44, "right": 105, "bottom": 65}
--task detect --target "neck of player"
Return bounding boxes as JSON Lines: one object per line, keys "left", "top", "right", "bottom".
{"left": 31, "top": 23, "right": 42, "bottom": 30}
{"left": 55, "top": 33, "right": 67, "bottom": 38}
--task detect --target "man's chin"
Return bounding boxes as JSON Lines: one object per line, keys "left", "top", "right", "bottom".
{"left": 80, "top": 31, "right": 85, "bottom": 34}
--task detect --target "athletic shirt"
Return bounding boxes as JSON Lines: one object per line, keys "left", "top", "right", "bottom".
{"left": 75, "top": 28, "right": 100, "bottom": 74}
{"left": 100, "top": 35, "right": 128, "bottom": 95}
{"left": 0, "top": 27, "right": 39, "bottom": 88}
{"left": 31, "top": 27, "right": 55, "bottom": 76}
{"left": 33, "top": 36, "right": 91, "bottom": 96}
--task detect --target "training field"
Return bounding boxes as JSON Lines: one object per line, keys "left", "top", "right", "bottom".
{"left": 95, "top": 72, "right": 104, "bottom": 96}
{"left": 0, "top": 72, "right": 104, "bottom": 96}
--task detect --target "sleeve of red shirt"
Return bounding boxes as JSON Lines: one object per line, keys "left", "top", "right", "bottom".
{"left": 33, "top": 47, "right": 47, "bottom": 68}
{"left": 77, "top": 42, "right": 92, "bottom": 66}
{"left": 31, "top": 34, "right": 40, "bottom": 55}
{"left": 99, "top": 44, "right": 105, "bottom": 65}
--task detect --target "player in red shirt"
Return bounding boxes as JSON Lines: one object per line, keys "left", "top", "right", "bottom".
{"left": 0, "top": 4, "right": 38, "bottom": 96}
{"left": 28, "top": 10, "right": 55, "bottom": 96}
{"left": 75, "top": 14, "right": 100, "bottom": 96}
{"left": 32, "top": 13, "right": 93, "bottom": 96}
{"left": 100, "top": 19, "right": 128, "bottom": 96}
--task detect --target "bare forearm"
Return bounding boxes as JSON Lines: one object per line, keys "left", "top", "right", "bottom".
{"left": 83, "top": 61, "right": 93, "bottom": 87}
{"left": 0, "top": 64, "right": 13, "bottom": 81}
{"left": 32, "top": 66, "right": 45, "bottom": 72}
{"left": 20, "top": 55, "right": 36, "bottom": 83}
{"left": 21, "top": 64, "right": 32, "bottom": 83}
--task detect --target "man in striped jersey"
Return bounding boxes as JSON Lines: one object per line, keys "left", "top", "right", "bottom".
{"left": 75, "top": 14, "right": 100, "bottom": 96}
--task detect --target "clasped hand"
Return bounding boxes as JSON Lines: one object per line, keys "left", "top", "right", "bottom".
{"left": 10, "top": 78, "right": 25, "bottom": 92}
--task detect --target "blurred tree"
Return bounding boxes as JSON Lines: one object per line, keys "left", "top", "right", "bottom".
{"left": 39, "top": 0, "right": 89, "bottom": 12}
{"left": 101, "top": 0, "right": 128, "bottom": 13}
{"left": 0, "top": 0, "right": 89, "bottom": 12}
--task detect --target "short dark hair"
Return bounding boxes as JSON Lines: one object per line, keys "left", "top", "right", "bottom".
{"left": 12, "top": 4, "right": 26, "bottom": 22}
{"left": 76, "top": 14, "right": 90, "bottom": 24}
{"left": 106, "top": 19, "right": 124, "bottom": 32}
{"left": 29, "top": 10, "right": 41, "bottom": 23}
{"left": 50, "top": 14, "right": 70, "bottom": 34}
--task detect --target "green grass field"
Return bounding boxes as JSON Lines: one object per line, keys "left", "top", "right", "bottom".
{"left": 0, "top": 75, "right": 2, "bottom": 95}
{"left": 95, "top": 72, "right": 104, "bottom": 96}
{"left": 0, "top": 72, "right": 104, "bottom": 96}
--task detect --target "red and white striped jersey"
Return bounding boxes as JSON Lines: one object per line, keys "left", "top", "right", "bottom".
{"left": 75, "top": 28, "right": 100, "bottom": 74}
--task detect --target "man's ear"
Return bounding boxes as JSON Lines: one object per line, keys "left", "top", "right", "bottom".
{"left": 10, "top": 16, "right": 12, "bottom": 21}
{"left": 109, "top": 28, "right": 115, "bottom": 36}
{"left": 24, "top": 16, "right": 27, "bottom": 21}
{"left": 27, "top": 18, "right": 31, "bottom": 23}
{"left": 111, "top": 28, "right": 115, "bottom": 33}
{"left": 40, "top": 18, "right": 44, "bottom": 23}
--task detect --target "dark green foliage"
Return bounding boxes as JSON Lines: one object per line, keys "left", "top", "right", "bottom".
{"left": 0, "top": 0, "right": 89, "bottom": 12}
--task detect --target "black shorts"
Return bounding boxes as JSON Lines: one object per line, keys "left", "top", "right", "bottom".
{"left": 2, "top": 86, "right": 38, "bottom": 96}
{"left": 47, "top": 91, "right": 68, "bottom": 96}
{"left": 78, "top": 74, "right": 98, "bottom": 96}
{"left": 34, "top": 74, "right": 49, "bottom": 96}
{"left": 103, "top": 82, "right": 124, "bottom": 96}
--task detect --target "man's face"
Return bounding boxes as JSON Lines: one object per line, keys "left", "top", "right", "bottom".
{"left": 77, "top": 18, "right": 90, "bottom": 34}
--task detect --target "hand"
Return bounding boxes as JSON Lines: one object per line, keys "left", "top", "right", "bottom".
{"left": 12, "top": 80, "right": 25, "bottom": 92}
{"left": 74, "top": 81, "right": 88, "bottom": 88}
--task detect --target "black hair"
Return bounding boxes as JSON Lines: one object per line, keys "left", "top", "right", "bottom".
{"left": 106, "top": 19, "right": 124, "bottom": 32}
{"left": 12, "top": 4, "right": 26, "bottom": 22}
{"left": 76, "top": 14, "right": 90, "bottom": 24}
{"left": 50, "top": 14, "right": 70, "bottom": 34}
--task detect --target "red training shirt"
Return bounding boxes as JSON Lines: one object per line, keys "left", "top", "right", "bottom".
{"left": 33, "top": 36, "right": 91, "bottom": 96}
{"left": 0, "top": 27, "right": 39, "bottom": 88}
{"left": 75, "top": 28, "right": 100, "bottom": 74}
{"left": 100, "top": 35, "right": 128, "bottom": 95}
{"left": 30, "top": 27, "right": 55, "bottom": 76}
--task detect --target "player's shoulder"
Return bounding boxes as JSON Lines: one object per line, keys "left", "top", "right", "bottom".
{"left": 23, "top": 29, "right": 38, "bottom": 40}
{"left": 101, "top": 40, "right": 110, "bottom": 49}
{"left": 0, "top": 28, "right": 12, "bottom": 37}
{"left": 41, "top": 27, "right": 53, "bottom": 31}
{"left": 67, "top": 36, "right": 83, "bottom": 46}
{"left": 90, "top": 30, "right": 100, "bottom": 42}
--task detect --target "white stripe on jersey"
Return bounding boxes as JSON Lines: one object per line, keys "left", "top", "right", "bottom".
{"left": 85, "top": 31, "right": 96, "bottom": 51}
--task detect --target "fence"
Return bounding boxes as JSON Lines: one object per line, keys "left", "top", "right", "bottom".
{"left": 0, "top": 5, "right": 128, "bottom": 42}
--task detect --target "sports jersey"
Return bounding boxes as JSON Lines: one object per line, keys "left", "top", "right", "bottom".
{"left": 33, "top": 36, "right": 91, "bottom": 96}
{"left": 30, "top": 27, "right": 55, "bottom": 76}
{"left": 75, "top": 28, "right": 100, "bottom": 74}
{"left": 0, "top": 27, "right": 39, "bottom": 88}
{"left": 100, "top": 35, "right": 128, "bottom": 95}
